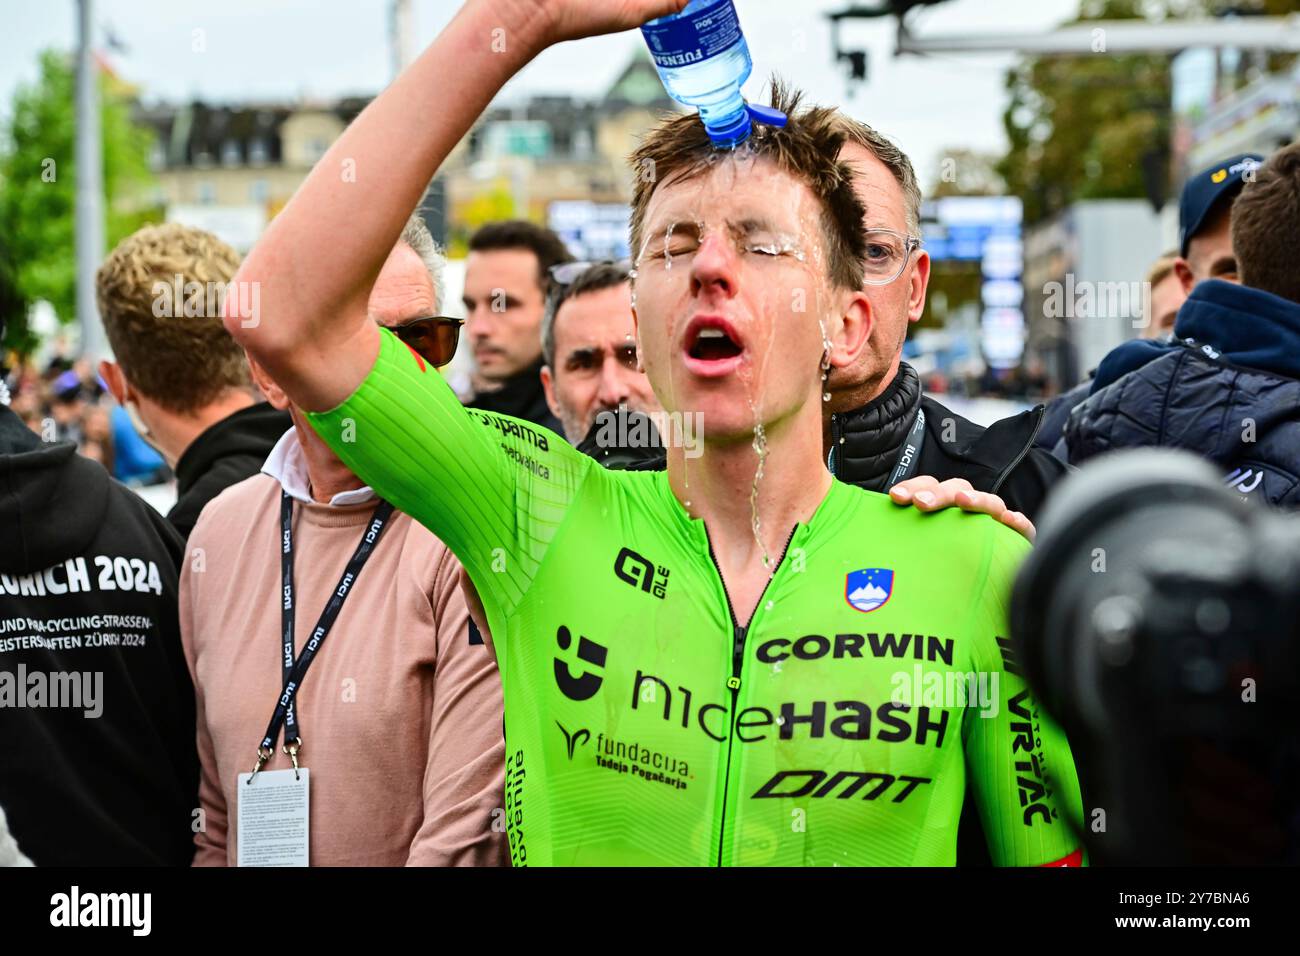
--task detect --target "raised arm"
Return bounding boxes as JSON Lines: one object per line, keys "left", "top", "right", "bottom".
{"left": 225, "top": 0, "right": 685, "bottom": 411}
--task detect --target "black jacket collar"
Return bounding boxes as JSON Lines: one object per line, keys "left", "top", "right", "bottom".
{"left": 576, "top": 408, "right": 667, "bottom": 471}
{"left": 174, "top": 402, "right": 291, "bottom": 496}
{"left": 828, "top": 364, "right": 923, "bottom": 491}
{"left": 466, "top": 361, "right": 563, "bottom": 435}
{"left": 831, "top": 363, "right": 1054, "bottom": 501}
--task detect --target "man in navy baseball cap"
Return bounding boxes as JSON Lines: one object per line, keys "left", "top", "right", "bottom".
{"left": 1174, "top": 152, "right": 1263, "bottom": 294}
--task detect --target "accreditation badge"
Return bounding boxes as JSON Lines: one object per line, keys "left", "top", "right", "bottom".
{"left": 236, "top": 768, "right": 310, "bottom": 867}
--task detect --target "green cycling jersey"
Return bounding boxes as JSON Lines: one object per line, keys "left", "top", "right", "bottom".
{"left": 308, "top": 328, "right": 1084, "bottom": 866}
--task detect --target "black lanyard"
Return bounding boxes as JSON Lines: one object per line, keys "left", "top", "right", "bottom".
{"left": 887, "top": 407, "right": 927, "bottom": 487}
{"left": 249, "top": 491, "right": 395, "bottom": 780}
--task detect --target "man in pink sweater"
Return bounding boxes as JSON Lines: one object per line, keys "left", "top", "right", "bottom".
{"left": 180, "top": 217, "right": 506, "bottom": 866}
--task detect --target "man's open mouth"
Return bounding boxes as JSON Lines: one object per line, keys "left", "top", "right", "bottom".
{"left": 683, "top": 316, "right": 745, "bottom": 376}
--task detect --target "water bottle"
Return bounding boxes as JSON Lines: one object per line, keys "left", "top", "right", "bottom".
{"left": 642, "top": 0, "right": 783, "bottom": 147}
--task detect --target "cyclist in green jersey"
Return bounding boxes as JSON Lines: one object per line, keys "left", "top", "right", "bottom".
{"left": 228, "top": 0, "right": 1085, "bottom": 866}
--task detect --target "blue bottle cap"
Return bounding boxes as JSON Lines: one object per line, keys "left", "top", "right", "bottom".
{"left": 704, "top": 104, "right": 790, "bottom": 148}
{"left": 705, "top": 110, "right": 753, "bottom": 148}
{"left": 747, "top": 104, "right": 788, "bottom": 129}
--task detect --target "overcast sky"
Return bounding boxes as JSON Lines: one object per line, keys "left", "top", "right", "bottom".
{"left": 3, "top": 0, "right": 1080, "bottom": 187}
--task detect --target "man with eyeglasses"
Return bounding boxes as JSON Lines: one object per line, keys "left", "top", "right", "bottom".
{"left": 180, "top": 220, "right": 506, "bottom": 866}
{"left": 541, "top": 128, "right": 1063, "bottom": 537}
{"left": 825, "top": 124, "right": 1067, "bottom": 536}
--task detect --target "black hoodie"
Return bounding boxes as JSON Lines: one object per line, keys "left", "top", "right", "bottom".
{"left": 168, "top": 401, "right": 291, "bottom": 539}
{"left": 0, "top": 405, "right": 198, "bottom": 865}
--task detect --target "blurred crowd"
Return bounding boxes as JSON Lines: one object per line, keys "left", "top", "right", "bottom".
{"left": 3, "top": 352, "right": 167, "bottom": 485}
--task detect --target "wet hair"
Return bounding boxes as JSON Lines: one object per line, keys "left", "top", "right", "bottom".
{"left": 629, "top": 78, "right": 866, "bottom": 291}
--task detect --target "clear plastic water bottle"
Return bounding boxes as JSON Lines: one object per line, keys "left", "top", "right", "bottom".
{"left": 641, "top": 0, "right": 757, "bottom": 147}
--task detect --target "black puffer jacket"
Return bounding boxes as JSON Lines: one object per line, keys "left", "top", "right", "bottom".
{"left": 1066, "top": 281, "right": 1300, "bottom": 507}
{"left": 828, "top": 363, "right": 1069, "bottom": 521}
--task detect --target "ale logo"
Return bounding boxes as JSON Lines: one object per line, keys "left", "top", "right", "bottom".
{"left": 845, "top": 568, "right": 894, "bottom": 614}
{"left": 556, "top": 721, "right": 590, "bottom": 760}
{"left": 614, "top": 546, "right": 670, "bottom": 599}
{"left": 554, "top": 625, "right": 608, "bottom": 701}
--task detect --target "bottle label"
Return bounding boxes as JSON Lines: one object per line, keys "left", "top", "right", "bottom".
{"left": 641, "top": 0, "right": 742, "bottom": 69}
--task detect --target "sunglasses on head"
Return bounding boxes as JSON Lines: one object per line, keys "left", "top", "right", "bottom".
{"left": 548, "top": 259, "right": 632, "bottom": 288}
{"left": 389, "top": 316, "right": 465, "bottom": 368}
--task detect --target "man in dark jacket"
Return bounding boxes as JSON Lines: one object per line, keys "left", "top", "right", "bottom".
{"left": 1038, "top": 152, "right": 1264, "bottom": 452}
{"left": 95, "top": 223, "right": 290, "bottom": 539}
{"left": 461, "top": 221, "right": 572, "bottom": 434}
{"left": 826, "top": 116, "right": 1066, "bottom": 528}
{"left": 0, "top": 320, "right": 198, "bottom": 865}
{"left": 1065, "top": 143, "right": 1300, "bottom": 507}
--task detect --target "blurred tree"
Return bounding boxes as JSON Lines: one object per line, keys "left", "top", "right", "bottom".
{"left": 447, "top": 184, "right": 518, "bottom": 256}
{"left": 998, "top": 0, "right": 1297, "bottom": 225}
{"left": 999, "top": 0, "right": 1172, "bottom": 224}
{"left": 0, "top": 50, "right": 157, "bottom": 353}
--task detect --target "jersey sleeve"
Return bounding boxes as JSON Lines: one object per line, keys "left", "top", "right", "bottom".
{"left": 962, "top": 521, "right": 1086, "bottom": 867}
{"left": 306, "top": 326, "right": 597, "bottom": 636}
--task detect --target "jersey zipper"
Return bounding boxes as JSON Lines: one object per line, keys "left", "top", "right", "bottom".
{"left": 705, "top": 524, "right": 799, "bottom": 867}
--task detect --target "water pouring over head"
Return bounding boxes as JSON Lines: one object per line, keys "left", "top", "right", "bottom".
{"left": 627, "top": 81, "right": 873, "bottom": 452}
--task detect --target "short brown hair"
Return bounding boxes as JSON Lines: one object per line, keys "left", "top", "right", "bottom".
{"left": 1231, "top": 142, "right": 1300, "bottom": 303}
{"left": 629, "top": 80, "right": 866, "bottom": 291}
{"left": 96, "top": 223, "right": 248, "bottom": 414}
{"left": 468, "top": 220, "right": 573, "bottom": 289}
{"left": 830, "top": 116, "right": 922, "bottom": 236}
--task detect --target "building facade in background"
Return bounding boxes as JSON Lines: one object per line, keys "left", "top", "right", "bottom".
{"left": 131, "top": 54, "right": 677, "bottom": 257}
{"left": 1023, "top": 200, "right": 1166, "bottom": 389}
